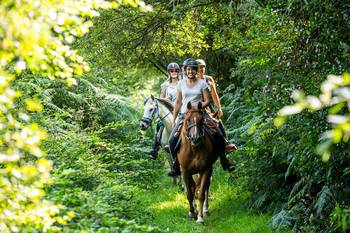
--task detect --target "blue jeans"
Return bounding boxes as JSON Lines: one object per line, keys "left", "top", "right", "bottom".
{"left": 150, "top": 120, "right": 164, "bottom": 155}
{"left": 169, "top": 114, "right": 184, "bottom": 162}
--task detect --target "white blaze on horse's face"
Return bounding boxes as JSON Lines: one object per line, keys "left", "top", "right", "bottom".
{"left": 186, "top": 110, "right": 203, "bottom": 147}
{"left": 144, "top": 100, "right": 154, "bottom": 119}
{"left": 140, "top": 97, "right": 158, "bottom": 130}
{"left": 193, "top": 117, "right": 198, "bottom": 137}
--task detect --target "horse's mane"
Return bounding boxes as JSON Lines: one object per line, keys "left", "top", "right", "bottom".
{"left": 155, "top": 97, "right": 174, "bottom": 113}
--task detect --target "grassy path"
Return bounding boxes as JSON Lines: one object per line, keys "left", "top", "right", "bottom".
{"left": 139, "top": 161, "right": 273, "bottom": 233}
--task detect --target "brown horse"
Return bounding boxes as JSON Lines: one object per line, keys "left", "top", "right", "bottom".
{"left": 178, "top": 101, "right": 218, "bottom": 223}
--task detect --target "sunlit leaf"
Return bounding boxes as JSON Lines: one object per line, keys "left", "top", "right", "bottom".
{"left": 327, "top": 115, "right": 347, "bottom": 124}
{"left": 306, "top": 96, "right": 322, "bottom": 110}
{"left": 278, "top": 105, "right": 304, "bottom": 116}
{"left": 274, "top": 116, "right": 286, "bottom": 127}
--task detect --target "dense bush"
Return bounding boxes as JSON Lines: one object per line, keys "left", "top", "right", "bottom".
{"left": 15, "top": 64, "right": 165, "bottom": 231}
{"left": 5, "top": 0, "right": 349, "bottom": 231}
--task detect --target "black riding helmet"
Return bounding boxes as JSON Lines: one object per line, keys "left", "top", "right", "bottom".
{"left": 167, "top": 62, "right": 180, "bottom": 71}
{"left": 183, "top": 58, "right": 199, "bottom": 70}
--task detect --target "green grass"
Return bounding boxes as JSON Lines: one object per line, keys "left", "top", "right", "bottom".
{"left": 138, "top": 157, "right": 273, "bottom": 233}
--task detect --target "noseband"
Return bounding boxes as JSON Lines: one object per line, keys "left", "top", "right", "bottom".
{"left": 140, "top": 99, "right": 159, "bottom": 127}
{"left": 140, "top": 116, "right": 152, "bottom": 125}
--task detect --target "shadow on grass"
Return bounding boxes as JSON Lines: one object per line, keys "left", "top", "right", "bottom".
{"left": 139, "top": 163, "right": 272, "bottom": 233}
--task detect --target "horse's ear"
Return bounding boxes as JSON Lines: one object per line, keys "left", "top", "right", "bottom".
{"left": 187, "top": 101, "right": 192, "bottom": 110}
{"left": 151, "top": 94, "right": 155, "bottom": 100}
{"left": 197, "top": 102, "right": 202, "bottom": 110}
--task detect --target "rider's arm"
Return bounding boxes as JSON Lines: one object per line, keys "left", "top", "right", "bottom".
{"left": 208, "top": 76, "right": 223, "bottom": 117}
{"left": 173, "top": 90, "right": 182, "bottom": 125}
{"left": 201, "top": 88, "right": 211, "bottom": 109}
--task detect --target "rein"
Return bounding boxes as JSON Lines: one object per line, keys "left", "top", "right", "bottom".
{"left": 159, "top": 111, "right": 170, "bottom": 121}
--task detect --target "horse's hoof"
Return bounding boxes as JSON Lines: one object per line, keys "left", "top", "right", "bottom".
{"left": 196, "top": 216, "right": 204, "bottom": 224}
{"left": 188, "top": 212, "right": 196, "bottom": 219}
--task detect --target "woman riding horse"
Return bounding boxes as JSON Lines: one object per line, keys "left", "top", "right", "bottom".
{"left": 149, "top": 62, "right": 180, "bottom": 159}
{"left": 196, "top": 58, "right": 237, "bottom": 156}
{"left": 168, "top": 58, "right": 231, "bottom": 176}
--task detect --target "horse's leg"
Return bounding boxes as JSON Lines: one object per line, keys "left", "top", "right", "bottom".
{"left": 204, "top": 175, "right": 211, "bottom": 216}
{"left": 194, "top": 174, "right": 200, "bottom": 199}
{"left": 191, "top": 177, "right": 197, "bottom": 213}
{"left": 182, "top": 171, "right": 196, "bottom": 218}
{"left": 178, "top": 174, "right": 185, "bottom": 191}
{"left": 196, "top": 169, "right": 212, "bottom": 223}
{"left": 203, "top": 171, "right": 212, "bottom": 216}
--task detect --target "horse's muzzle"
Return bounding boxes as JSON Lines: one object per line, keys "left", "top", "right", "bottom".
{"left": 140, "top": 122, "right": 147, "bottom": 131}
{"left": 190, "top": 136, "right": 201, "bottom": 147}
{"left": 140, "top": 117, "right": 152, "bottom": 131}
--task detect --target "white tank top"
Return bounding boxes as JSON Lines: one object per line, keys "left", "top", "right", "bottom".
{"left": 177, "top": 79, "right": 209, "bottom": 113}
{"left": 161, "top": 81, "right": 177, "bottom": 103}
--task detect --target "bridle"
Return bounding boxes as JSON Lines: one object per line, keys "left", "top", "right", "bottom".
{"left": 140, "top": 98, "right": 170, "bottom": 127}
{"left": 185, "top": 110, "right": 205, "bottom": 141}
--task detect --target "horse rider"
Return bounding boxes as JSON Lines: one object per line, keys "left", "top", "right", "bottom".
{"left": 168, "top": 58, "right": 231, "bottom": 177}
{"left": 149, "top": 62, "right": 180, "bottom": 159}
{"left": 196, "top": 59, "right": 237, "bottom": 162}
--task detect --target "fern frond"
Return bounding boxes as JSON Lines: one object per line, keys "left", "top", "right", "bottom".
{"left": 101, "top": 93, "right": 126, "bottom": 104}
{"left": 43, "top": 102, "right": 72, "bottom": 116}
{"left": 66, "top": 91, "right": 86, "bottom": 105}
{"left": 78, "top": 78, "right": 100, "bottom": 94}
{"left": 42, "top": 89, "right": 56, "bottom": 102}
{"left": 288, "top": 177, "right": 308, "bottom": 206}
{"left": 314, "top": 185, "right": 334, "bottom": 216}
{"left": 271, "top": 209, "right": 294, "bottom": 231}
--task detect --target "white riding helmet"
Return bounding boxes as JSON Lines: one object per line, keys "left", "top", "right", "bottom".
{"left": 196, "top": 59, "right": 206, "bottom": 67}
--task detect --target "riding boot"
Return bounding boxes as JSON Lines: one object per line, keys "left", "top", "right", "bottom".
{"left": 225, "top": 141, "right": 237, "bottom": 153}
{"left": 149, "top": 124, "right": 163, "bottom": 160}
{"left": 149, "top": 133, "right": 159, "bottom": 160}
{"left": 219, "top": 153, "right": 234, "bottom": 172}
{"left": 218, "top": 120, "right": 237, "bottom": 153}
{"left": 168, "top": 158, "right": 181, "bottom": 177}
{"left": 217, "top": 134, "right": 235, "bottom": 172}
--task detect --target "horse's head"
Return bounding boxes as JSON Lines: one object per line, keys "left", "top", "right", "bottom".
{"left": 184, "top": 101, "right": 204, "bottom": 147}
{"left": 140, "top": 95, "right": 159, "bottom": 131}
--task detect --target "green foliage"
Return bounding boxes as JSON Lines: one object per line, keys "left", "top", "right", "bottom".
{"left": 0, "top": 0, "right": 118, "bottom": 231}
{"left": 277, "top": 73, "right": 350, "bottom": 161}
{"left": 332, "top": 204, "right": 350, "bottom": 232}
{"left": 216, "top": 1, "right": 350, "bottom": 232}
{"left": 274, "top": 72, "right": 350, "bottom": 231}
{"left": 14, "top": 54, "right": 163, "bottom": 231}
{"left": 3, "top": 0, "right": 348, "bottom": 231}
{"left": 44, "top": 128, "right": 162, "bottom": 232}
{"left": 0, "top": 0, "right": 150, "bottom": 231}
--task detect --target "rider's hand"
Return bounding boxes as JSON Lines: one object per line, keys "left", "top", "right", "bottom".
{"left": 172, "top": 119, "right": 176, "bottom": 127}
{"left": 217, "top": 109, "right": 223, "bottom": 118}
